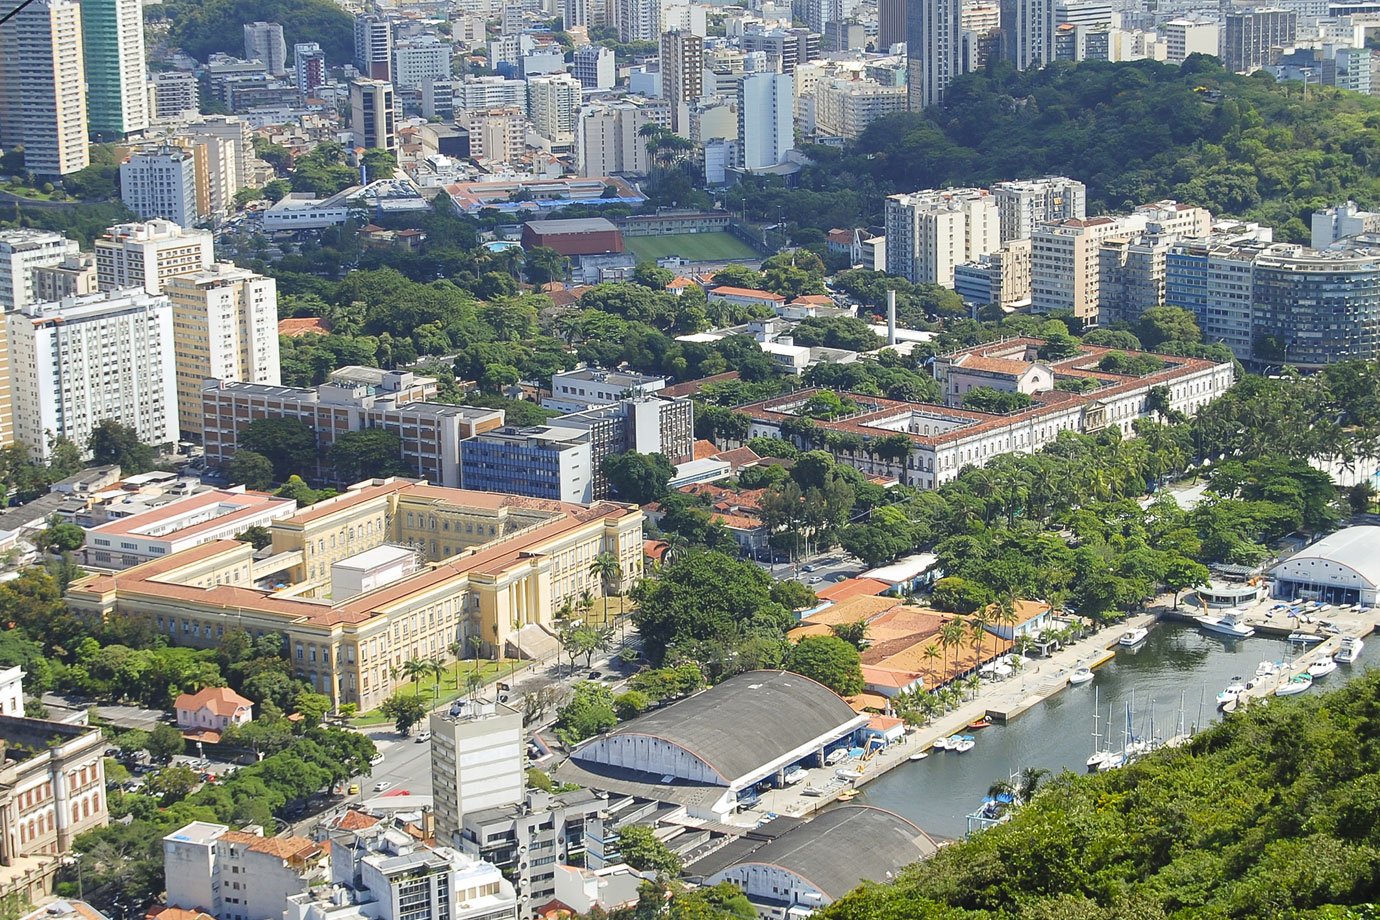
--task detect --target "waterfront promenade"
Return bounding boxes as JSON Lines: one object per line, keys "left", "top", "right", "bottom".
{"left": 752, "top": 593, "right": 1378, "bottom": 823}
{"left": 755, "top": 607, "right": 1163, "bottom": 820}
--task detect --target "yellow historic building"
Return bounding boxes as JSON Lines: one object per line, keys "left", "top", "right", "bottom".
{"left": 67, "top": 478, "right": 643, "bottom": 711}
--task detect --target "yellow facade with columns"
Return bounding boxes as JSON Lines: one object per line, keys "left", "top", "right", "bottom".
{"left": 66, "top": 479, "right": 643, "bottom": 712}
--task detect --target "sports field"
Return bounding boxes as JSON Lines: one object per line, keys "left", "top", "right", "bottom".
{"left": 625, "top": 231, "right": 759, "bottom": 263}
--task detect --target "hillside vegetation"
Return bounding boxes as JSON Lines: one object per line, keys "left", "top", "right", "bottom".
{"left": 745, "top": 57, "right": 1380, "bottom": 242}
{"left": 822, "top": 669, "right": 1380, "bottom": 919}
{"left": 151, "top": 0, "right": 354, "bottom": 67}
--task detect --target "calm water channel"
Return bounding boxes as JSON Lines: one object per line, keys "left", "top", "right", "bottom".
{"left": 855, "top": 621, "right": 1378, "bottom": 840}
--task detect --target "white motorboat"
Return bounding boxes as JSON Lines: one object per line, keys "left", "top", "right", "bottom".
{"left": 932, "top": 735, "right": 953, "bottom": 751}
{"left": 1086, "top": 750, "right": 1114, "bottom": 772}
{"left": 1255, "top": 660, "right": 1281, "bottom": 678}
{"left": 1069, "top": 666, "right": 1094, "bottom": 685}
{"left": 1195, "top": 612, "right": 1255, "bottom": 639}
{"left": 1288, "top": 631, "right": 1325, "bottom": 644}
{"left": 909, "top": 751, "right": 929, "bottom": 761}
{"left": 1119, "top": 627, "right": 1149, "bottom": 647}
{"left": 1335, "top": 635, "right": 1365, "bottom": 663}
{"left": 784, "top": 767, "right": 808, "bottom": 784}
{"left": 952, "top": 735, "right": 976, "bottom": 753}
{"left": 1216, "top": 680, "right": 1246, "bottom": 708}
{"left": 1275, "top": 673, "right": 1314, "bottom": 696}
{"left": 825, "top": 749, "right": 848, "bottom": 765}
{"left": 1307, "top": 656, "right": 1338, "bottom": 679}
{"left": 835, "top": 765, "right": 865, "bottom": 780}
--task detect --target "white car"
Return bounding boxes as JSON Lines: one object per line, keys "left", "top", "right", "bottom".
{"left": 370, "top": 753, "right": 385, "bottom": 766}
{"left": 373, "top": 781, "right": 392, "bottom": 792}
{"left": 415, "top": 731, "right": 432, "bottom": 743}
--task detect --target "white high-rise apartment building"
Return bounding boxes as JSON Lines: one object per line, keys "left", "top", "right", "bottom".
{"left": 0, "top": 230, "right": 79, "bottom": 310}
{"left": 576, "top": 101, "right": 658, "bottom": 177}
{"left": 82, "top": 0, "right": 149, "bottom": 140}
{"left": 1162, "top": 19, "right": 1218, "bottom": 64}
{"left": 617, "top": 0, "right": 663, "bottom": 42}
{"left": 95, "top": 220, "right": 215, "bottom": 295}
{"left": 150, "top": 71, "right": 200, "bottom": 123}
{"left": 572, "top": 45, "right": 616, "bottom": 90}
{"left": 392, "top": 36, "right": 452, "bottom": 89}
{"left": 885, "top": 188, "right": 1003, "bottom": 287}
{"left": 907, "top": 0, "right": 962, "bottom": 109}
{"left": 453, "top": 76, "right": 528, "bottom": 113}
{"left": 1031, "top": 214, "right": 1146, "bottom": 321}
{"left": 1000, "top": 0, "right": 1055, "bottom": 69}
{"left": 0, "top": 0, "right": 89, "bottom": 178}
{"left": 737, "top": 72, "right": 793, "bottom": 171}
{"left": 430, "top": 702, "right": 525, "bottom": 839}
{"left": 178, "top": 117, "right": 256, "bottom": 199}
{"left": 8, "top": 288, "right": 178, "bottom": 459}
{"left": 814, "top": 79, "right": 907, "bottom": 139}
{"left": 354, "top": 14, "right": 394, "bottom": 80}
{"left": 166, "top": 264, "right": 280, "bottom": 438}
{"left": 466, "top": 108, "right": 527, "bottom": 164}
{"left": 243, "top": 21, "right": 288, "bottom": 75}
{"left": 990, "top": 176, "right": 1087, "bottom": 242}
{"left": 120, "top": 146, "right": 200, "bottom": 228}
{"left": 526, "top": 74, "right": 582, "bottom": 144}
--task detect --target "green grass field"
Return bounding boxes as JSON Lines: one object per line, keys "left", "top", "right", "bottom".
{"left": 625, "top": 232, "right": 759, "bottom": 263}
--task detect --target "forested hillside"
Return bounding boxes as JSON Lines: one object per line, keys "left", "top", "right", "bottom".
{"left": 150, "top": 0, "right": 354, "bottom": 68}
{"left": 744, "top": 57, "right": 1380, "bottom": 242}
{"left": 822, "top": 670, "right": 1380, "bottom": 918}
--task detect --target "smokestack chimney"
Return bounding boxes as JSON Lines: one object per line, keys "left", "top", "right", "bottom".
{"left": 886, "top": 289, "right": 897, "bottom": 346}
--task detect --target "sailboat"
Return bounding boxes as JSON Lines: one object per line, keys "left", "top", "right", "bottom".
{"left": 1086, "top": 688, "right": 1112, "bottom": 772}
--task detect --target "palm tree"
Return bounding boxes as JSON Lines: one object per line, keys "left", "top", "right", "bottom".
{"left": 427, "top": 658, "right": 446, "bottom": 701}
{"left": 940, "top": 619, "right": 967, "bottom": 685}
{"left": 448, "top": 640, "right": 465, "bottom": 687}
{"left": 922, "top": 643, "right": 941, "bottom": 687}
{"left": 402, "top": 658, "right": 430, "bottom": 697}
{"left": 589, "top": 552, "right": 622, "bottom": 597}
{"left": 1018, "top": 767, "right": 1050, "bottom": 803}
{"left": 468, "top": 635, "right": 484, "bottom": 680}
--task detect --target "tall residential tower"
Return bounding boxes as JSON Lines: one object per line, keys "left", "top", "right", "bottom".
{"left": 81, "top": 0, "right": 149, "bottom": 140}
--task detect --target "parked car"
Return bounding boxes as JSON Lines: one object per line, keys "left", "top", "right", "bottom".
{"left": 415, "top": 731, "right": 432, "bottom": 743}
{"left": 370, "top": 753, "right": 385, "bottom": 766}
{"left": 373, "top": 781, "right": 392, "bottom": 792}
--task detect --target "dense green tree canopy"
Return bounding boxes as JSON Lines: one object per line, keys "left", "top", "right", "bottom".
{"left": 603, "top": 451, "right": 675, "bottom": 505}
{"left": 821, "top": 671, "right": 1380, "bottom": 918}
{"left": 156, "top": 0, "right": 354, "bottom": 66}
{"left": 238, "top": 417, "right": 319, "bottom": 481}
{"left": 784, "top": 635, "right": 864, "bottom": 696}
{"left": 740, "top": 58, "right": 1380, "bottom": 242}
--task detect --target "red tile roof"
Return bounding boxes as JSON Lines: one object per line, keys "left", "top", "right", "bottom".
{"left": 278, "top": 317, "right": 332, "bottom": 337}
{"left": 175, "top": 687, "right": 253, "bottom": 719}
{"left": 707, "top": 285, "right": 785, "bottom": 302}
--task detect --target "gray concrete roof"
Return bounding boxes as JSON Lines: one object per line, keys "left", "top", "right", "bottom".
{"left": 574, "top": 671, "right": 862, "bottom": 783}
{"left": 702, "top": 806, "right": 936, "bottom": 900}
{"left": 1274, "top": 526, "right": 1380, "bottom": 589}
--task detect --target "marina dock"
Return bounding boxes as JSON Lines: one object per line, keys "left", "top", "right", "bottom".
{"left": 762, "top": 598, "right": 1375, "bottom": 823}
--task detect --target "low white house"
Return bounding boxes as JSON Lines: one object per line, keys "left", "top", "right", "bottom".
{"left": 175, "top": 687, "right": 254, "bottom": 736}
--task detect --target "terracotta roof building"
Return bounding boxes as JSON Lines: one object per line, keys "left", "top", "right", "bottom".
{"left": 69, "top": 478, "right": 644, "bottom": 712}
{"left": 735, "top": 337, "right": 1234, "bottom": 490}
{"left": 175, "top": 687, "right": 254, "bottom": 736}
